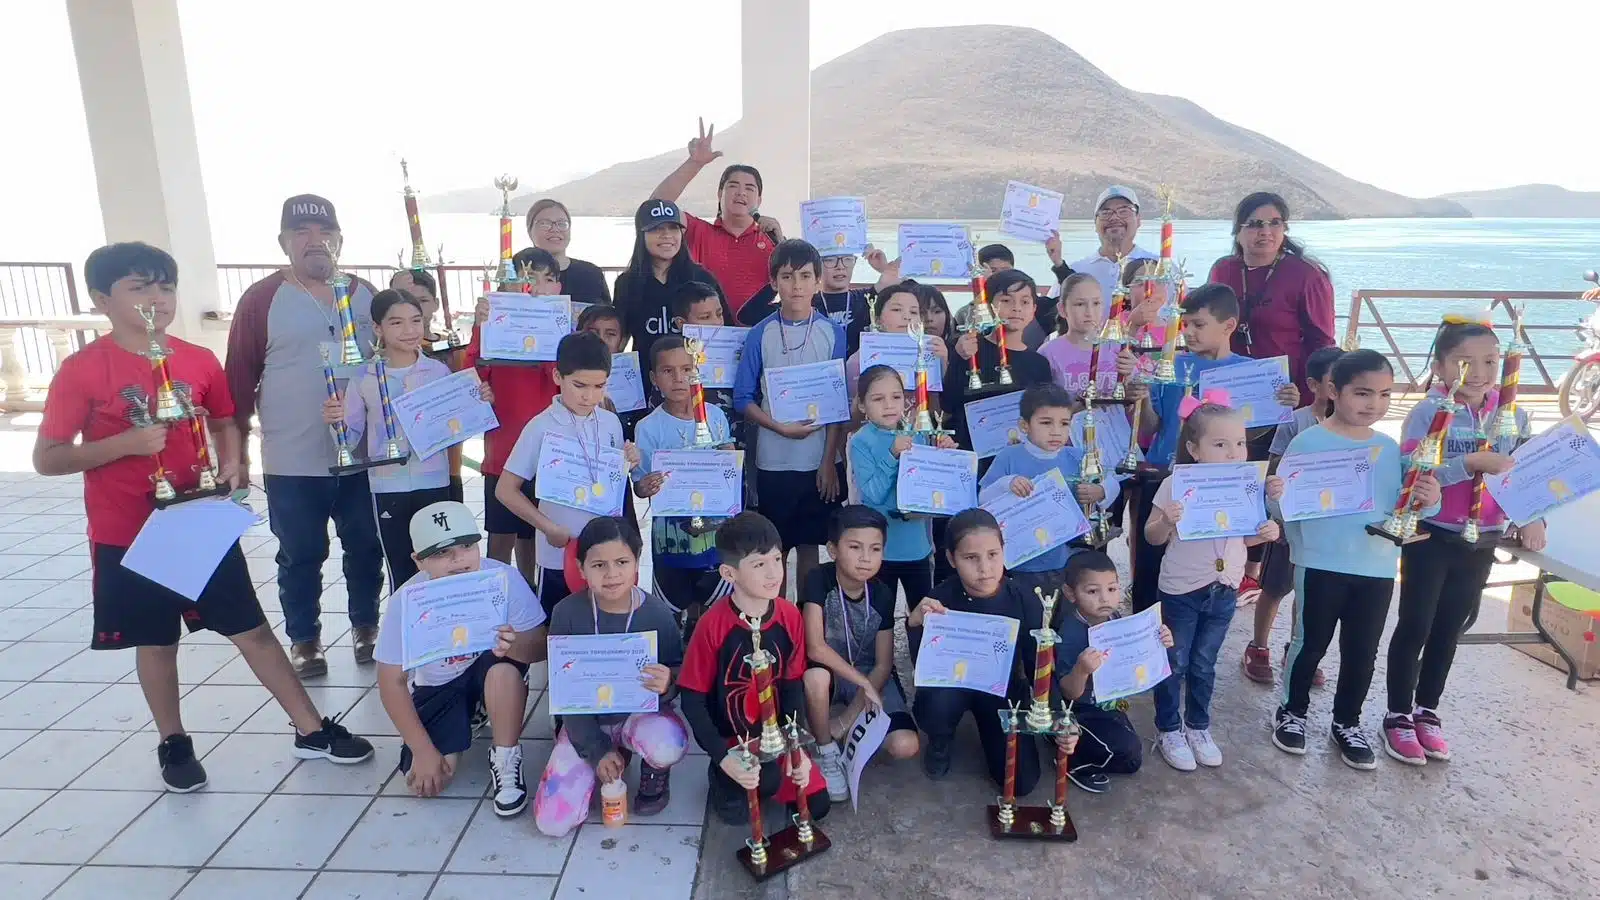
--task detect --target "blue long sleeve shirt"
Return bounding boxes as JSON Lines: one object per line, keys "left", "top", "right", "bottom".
{"left": 1276, "top": 424, "right": 1440, "bottom": 580}
{"left": 980, "top": 439, "right": 1120, "bottom": 572}
{"left": 1147, "top": 352, "right": 1254, "bottom": 468}
{"left": 847, "top": 422, "right": 935, "bottom": 562}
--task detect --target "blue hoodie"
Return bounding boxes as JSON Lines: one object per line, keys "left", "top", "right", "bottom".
{"left": 847, "top": 422, "right": 935, "bottom": 562}
{"left": 980, "top": 438, "right": 1120, "bottom": 572}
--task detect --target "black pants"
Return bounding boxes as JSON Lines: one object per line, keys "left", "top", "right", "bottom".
{"left": 913, "top": 684, "right": 1040, "bottom": 794}
{"left": 1387, "top": 531, "right": 1498, "bottom": 714}
{"left": 1069, "top": 704, "right": 1142, "bottom": 776}
{"left": 878, "top": 558, "right": 933, "bottom": 609}
{"left": 374, "top": 487, "right": 454, "bottom": 593}
{"left": 540, "top": 566, "right": 571, "bottom": 618}
{"left": 1127, "top": 475, "right": 1168, "bottom": 614}
{"left": 1284, "top": 567, "right": 1394, "bottom": 725}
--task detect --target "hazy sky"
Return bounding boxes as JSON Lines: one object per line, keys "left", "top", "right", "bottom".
{"left": 2, "top": 0, "right": 1595, "bottom": 259}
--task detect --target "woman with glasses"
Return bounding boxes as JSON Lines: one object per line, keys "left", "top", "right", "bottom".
{"left": 524, "top": 199, "right": 612, "bottom": 304}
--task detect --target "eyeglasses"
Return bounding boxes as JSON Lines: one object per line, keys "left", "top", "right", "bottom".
{"left": 821, "top": 256, "right": 857, "bottom": 269}
{"left": 1243, "top": 218, "right": 1286, "bottom": 230}
{"left": 533, "top": 219, "right": 571, "bottom": 233}
{"left": 1096, "top": 205, "right": 1137, "bottom": 220}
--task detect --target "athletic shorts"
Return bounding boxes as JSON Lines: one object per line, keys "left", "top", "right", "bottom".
{"left": 755, "top": 464, "right": 845, "bottom": 551}
{"left": 483, "top": 473, "right": 538, "bottom": 539}
{"left": 90, "top": 542, "right": 266, "bottom": 650}
{"left": 1257, "top": 535, "right": 1295, "bottom": 599}
{"left": 807, "top": 663, "right": 917, "bottom": 734}
{"left": 398, "top": 652, "right": 531, "bottom": 772}
{"left": 652, "top": 564, "right": 721, "bottom": 613}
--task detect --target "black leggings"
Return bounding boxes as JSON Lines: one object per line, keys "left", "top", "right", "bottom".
{"left": 374, "top": 486, "right": 454, "bottom": 593}
{"left": 1127, "top": 475, "right": 1168, "bottom": 614}
{"left": 1284, "top": 567, "right": 1394, "bottom": 725}
{"left": 913, "top": 684, "right": 1040, "bottom": 794}
{"left": 878, "top": 558, "right": 934, "bottom": 610}
{"left": 1387, "top": 530, "right": 1498, "bottom": 714}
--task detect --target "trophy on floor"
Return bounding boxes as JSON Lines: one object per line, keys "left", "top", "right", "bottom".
{"left": 135, "top": 306, "right": 228, "bottom": 508}
{"left": 731, "top": 743, "right": 773, "bottom": 878}
{"left": 739, "top": 714, "right": 832, "bottom": 881}
{"left": 1368, "top": 365, "right": 1466, "bottom": 545}
{"left": 987, "top": 589, "right": 1079, "bottom": 841}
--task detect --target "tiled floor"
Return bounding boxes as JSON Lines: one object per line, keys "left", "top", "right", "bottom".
{"left": 0, "top": 455, "right": 707, "bottom": 900}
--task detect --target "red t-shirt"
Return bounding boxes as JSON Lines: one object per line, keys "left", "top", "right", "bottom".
{"left": 685, "top": 214, "right": 775, "bottom": 317}
{"left": 463, "top": 329, "right": 560, "bottom": 477}
{"left": 39, "top": 336, "right": 234, "bottom": 547}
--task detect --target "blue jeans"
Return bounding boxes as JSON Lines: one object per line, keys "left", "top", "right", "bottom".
{"left": 1153, "top": 582, "right": 1237, "bottom": 732}
{"left": 264, "top": 473, "right": 384, "bottom": 644}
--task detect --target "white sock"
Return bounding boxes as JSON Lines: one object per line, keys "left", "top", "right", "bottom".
{"left": 818, "top": 740, "right": 840, "bottom": 758}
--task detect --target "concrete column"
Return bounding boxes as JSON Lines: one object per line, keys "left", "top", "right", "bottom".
{"left": 66, "top": 0, "right": 220, "bottom": 349}
{"left": 740, "top": 0, "right": 811, "bottom": 232}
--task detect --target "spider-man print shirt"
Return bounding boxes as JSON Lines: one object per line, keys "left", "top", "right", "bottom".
{"left": 677, "top": 596, "right": 808, "bottom": 742}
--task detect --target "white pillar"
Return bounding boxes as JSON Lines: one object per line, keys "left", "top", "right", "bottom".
{"left": 741, "top": 0, "right": 811, "bottom": 231}
{"left": 66, "top": 0, "right": 220, "bottom": 349}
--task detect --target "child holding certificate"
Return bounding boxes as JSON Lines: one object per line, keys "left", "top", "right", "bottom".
{"left": 466, "top": 247, "right": 563, "bottom": 592}
{"left": 324, "top": 288, "right": 459, "bottom": 589}
{"left": 733, "top": 240, "right": 849, "bottom": 598}
{"left": 1265, "top": 350, "right": 1441, "bottom": 770}
{"left": 847, "top": 365, "right": 958, "bottom": 603}
{"left": 979, "top": 384, "right": 1119, "bottom": 598}
{"left": 392, "top": 269, "right": 469, "bottom": 504}
{"left": 538, "top": 517, "right": 687, "bottom": 835}
{"left": 908, "top": 510, "right": 1078, "bottom": 787}
{"left": 633, "top": 335, "right": 735, "bottom": 625}
{"left": 945, "top": 270, "right": 1053, "bottom": 452}
{"left": 671, "top": 282, "right": 739, "bottom": 432}
{"left": 679, "top": 513, "right": 831, "bottom": 825}
{"left": 1142, "top": 403, "right": 1279, "bottom": 771}
{"left": 843, "top": 282, "right": 949, "bottom": 401}
{"left": 497, "top": 331, "right": 642, "bottom": 614}
{"left": 374, "top": 501, "right": 547, "bottom": 815}
{"left": 802, "top": 506, "right": 921, "bottom": 801}
{"left": 1383, "top": 317, "right": 1541, "bottom": 766}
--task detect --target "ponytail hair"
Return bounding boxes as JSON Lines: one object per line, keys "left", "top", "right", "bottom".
{"left": 1325, "top": 349, "right": 1393, "bottom": 419}
{"left": 1423, "top": 314, "right": 1497, "bottom": 391}
{"left": 1175, "top": 403, "right": 1243, "bottom": 464}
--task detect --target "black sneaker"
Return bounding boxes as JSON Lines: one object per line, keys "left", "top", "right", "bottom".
{"left": 1067, "top": 769, "right": 1110, "bottom": 793}
{"left": 1331, "top": 723, "right": 1377, "bottom": 770}
{"left": 710, "top": 759, "right": 749, "bottom": 825}
{"left": 922, "top": 737, "right": 953, "bottom": 780}
{"left": 293, "top": 715, "right": 375, "bottom": 764}
{"left": 488, "top": 744, "right": 527, "bottom": 817}
{"left": 469, "top": 701, "right": 489, "bottom": 738}
{"left": 1272, "top": 707, "right": 1308, "bottom": 755}
{"left": 636, "top": 762, "right": 672, "bottom": 816}
{"left": 157, "top": 734, "right": 208, "bottom": 793}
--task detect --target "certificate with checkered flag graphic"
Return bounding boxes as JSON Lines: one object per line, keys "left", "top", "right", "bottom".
{"left": 896, "top": 444, "right": 979, "bottom": 516}
{"left": 648, "top": 449, "right": 744, "bottom": 518}
{"left": 1276, "top": 447, "right": 1377, "bottom": 522}
{"left": 913, "top": 610, "right": 1020, "bottom": 699}
{"left": 1169, "top": 461, "right": 1269, "bottom": 539}
{"left": 1197, "top": 355, "right": 1296, "bottom": 428}
{"left": 1486, "top": 416, "right": 1600, "bottom": 525}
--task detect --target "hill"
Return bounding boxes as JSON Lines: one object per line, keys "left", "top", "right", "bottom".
{"left": 444, "top": 26, "right": 1466, "bottom": 221}
{"left": 1436, "top": 184, "right": 1600, "bottom": 218}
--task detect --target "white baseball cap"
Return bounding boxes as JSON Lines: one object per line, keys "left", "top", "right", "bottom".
{"left": 410, "top": 501, "right": 481, "bottom": 559}
{"left": 1095, "top": 185, "right": 1140, "bottom": 212}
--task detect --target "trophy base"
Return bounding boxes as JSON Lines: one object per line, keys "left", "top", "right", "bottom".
{"left": 1072, "top": 526, "right": 1125, "bottom": 551}
{"left": 151, "top": 483, "right": 231, "bottom": 510}
{"left": 476, "top": 357, "right": 546, "bottom": 367}
{"left": 1117, "top": 462, "right": 1169, "bottom": 482}
{"left": 1364, "top": 523, "right": 1431, "bottom": 547}
{"left": 986, "top": 804, "right": 1078, "bottom": 842}
{"left": 328, "top": 454, "right": 409, "bottom": 477}
{"left": 1089, "top": 397, "right": 1134, "bottom": 408}
{"left": 736, "top": 827, "right": 831, "bottom": 881}
{"left": 1128, "top": 344, "right": 1165, "bottom": 355}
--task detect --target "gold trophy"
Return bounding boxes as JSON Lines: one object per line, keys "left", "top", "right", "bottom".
{"left": 401, "top": 159, "right": 432, "bottom": 272}
{"left": 908, "top": 320, "right": 936, "bottom": 433}
{"left": 1367, "top": 366, "right": 1465, "bottom": 545}
{"left": 1024, "top": 588, "right": 1061, "bottom": 732}
{"left": 135, "top": 306, "right": 228, "bottom": 507}
{"left": 140, "top": 307, "right": 187, "bottom": 423}
{"left": 326, "top": 242, "right": 366, "bottom": 367}
{"left": 743, "top": 614, "right": 788, "bottom": 759}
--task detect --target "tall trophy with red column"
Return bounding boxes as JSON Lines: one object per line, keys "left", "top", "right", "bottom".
{"left": 907, "top": 319, "right": 937, "bottom": 433}
{"left": 1460, "top": 309, "right": 1526, "bottom": 545}
{"left": 987, "top": 589, "right": 1079, "bottom": 841}
{"left": 137, "top": 306, "right": 228, "bottom": 508}
{"left": 401, "top": 159, "right": 431, "bottom": 273}
{"left": 492, "top": 175, "right": 528, "bottom": 290}
{"left": 1368, "top": 365, "right": 1467, "bottom": 545}
{"left": 962, "top": 265, "right": 1000, "bottom": 392}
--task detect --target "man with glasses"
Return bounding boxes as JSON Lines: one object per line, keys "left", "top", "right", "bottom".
{"left": 1071, "top": 186, "right": 1159, "bottom": 316}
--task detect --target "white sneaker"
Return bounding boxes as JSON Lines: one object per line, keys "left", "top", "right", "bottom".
{"left": 1185, "top": 727, "right": 1223, "bottom": 768}
{"left": 1156, "top": 730, "right": 1196, "bottom": 772}
{"left": 818, "top": 743, "right": 849, "bottom": 802}
{"left": 489, "top": 744, "right": 527, "bottom": 817}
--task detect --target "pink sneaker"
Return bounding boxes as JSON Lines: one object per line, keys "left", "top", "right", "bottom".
{"left": 1412, "top": 709, "right": 1452, "bottom": 761}
{"left": 1382, "top": 714, "right": 1427, "bottom": 766}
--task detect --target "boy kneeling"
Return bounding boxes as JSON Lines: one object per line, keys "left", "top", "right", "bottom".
{"left": 374, "top": 501, "right": 548, "bottom": 816}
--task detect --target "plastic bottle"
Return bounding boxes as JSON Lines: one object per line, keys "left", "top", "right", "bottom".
{"left": 601, "top": 779, "right": 628, "bottom": 827}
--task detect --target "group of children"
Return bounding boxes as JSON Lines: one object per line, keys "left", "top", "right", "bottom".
{"left": 39, "top": 233, "right": 1552, "bottom": 841}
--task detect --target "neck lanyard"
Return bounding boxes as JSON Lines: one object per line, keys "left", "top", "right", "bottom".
{"left": 592, "top": 587, "right": 641, "bottom": 635}
{"left": 779, "top": 313, "right": 818, "bottom": 356}
{"left": 1211, "top": 537, "right": 1230, "bottom": 574}
{"left": 287, "top": 271, "right": 338, "bottom": 336}
{"left": 556, "top": 404, "right": 604, "bottom": 489}
{"left": 1237, "top": 253, "right": 1281, "bottom": 348}
{"left": 834, "top": 579, "right": 865, "bottom": 662}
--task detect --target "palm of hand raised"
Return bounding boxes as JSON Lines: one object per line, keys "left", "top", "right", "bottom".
{"left": 688, "top": 117, "right": 723, "bottom": 165}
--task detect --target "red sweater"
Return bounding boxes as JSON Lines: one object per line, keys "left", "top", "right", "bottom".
{"left": 1209, "top": 253, "right": 1336, "bottom": 389}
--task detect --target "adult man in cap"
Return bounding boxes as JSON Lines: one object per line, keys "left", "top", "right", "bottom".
{"left": 226, "top": 195, "right": 385, "bottom": 678}
{"left": 1070, "top": 186, "right": 1158, "bottom": 316}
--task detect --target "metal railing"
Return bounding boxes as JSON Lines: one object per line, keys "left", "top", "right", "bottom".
{"left": 0, "top": 262, "right": 85, "bottom": 376}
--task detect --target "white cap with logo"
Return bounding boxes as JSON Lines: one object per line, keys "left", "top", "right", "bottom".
{"left": 1095, "top": 185, "right": 1140, "bottom": 212}
{"left": 410, "top": 501, "right": 482, "bottom": 559}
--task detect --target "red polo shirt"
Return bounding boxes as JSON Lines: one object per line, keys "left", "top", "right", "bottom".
{"left": 685, "top": 214, "right": 774, "bottom": 316}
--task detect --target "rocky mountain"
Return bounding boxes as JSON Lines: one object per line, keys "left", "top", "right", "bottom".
{"left": 1436, "top": 184, "right": 1600, "bottom": 218}
{"left": 426, "top": 25, "right": 1468, "bottom": 220}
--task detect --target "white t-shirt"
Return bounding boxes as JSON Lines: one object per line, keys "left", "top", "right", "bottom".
{"left": 373, "top": 558, "right": 546, "bottom": 687}
{"left": 502, "top": 401, "right": 627, "bottom": 570}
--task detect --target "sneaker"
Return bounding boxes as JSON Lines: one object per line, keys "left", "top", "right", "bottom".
{"left": 291, "top": 640, "right": 327, "bottom": 679}
{"left": 710, "top": 759, "right": 749, "bottom": 825}
{"left": 1382, "top": 714, "right": 1427, "bottom": 766}
{"left": 156, "top": 733, "right": 208, "bottom": 793}
{"left": 922, "top": 737, "right": 952, "bottom": 780}
{"left": 1156, "top": 730, "right": 1197, "bottom": 771}
{"left": 1242, "top": 643, "right": 1274, "bottom": 684}
{"left": 1281, "top": 644, "right": 1326, "bottom": 687}
{"left": 817, "top": 743, "right": 849, "bottom": 801}
{"left": 292, "top": 715, "right": 375, "bottom": 764}
{"left": 635, "top": 762, "right": 671, "bottom": 816}
{"left": 351, "top": 626, "right": 379, "bottom": 665}
{"left": 1185, "top": 727, "right": 1223, "bottom": 768}
{"left": 1412, "top": 708, "right": 1452, "bottom": 761}
{"left": 488, "top": 744, "right": 527, "bottom": 816}
{"left": 469, "top": 701, "right": 490, "bottom": 738}
{"left": 1331, "top": 723, "right": 1377, "bottom": 770}
{"left": 1067, "top": 769, "right": 1110, "bottom": 793}
{"left": 1271, "top": 707, "right": 1308, "bottom": 755}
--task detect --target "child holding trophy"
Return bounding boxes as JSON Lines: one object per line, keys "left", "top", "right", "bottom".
{"left": 1265, "top": 350, "right": 1440, "bottom": 769}
{"left": 37, "top": 242, "right": 377, "bottom": 792}
{"left": 324, "top": 288, "right": 465, "bottom": 589}
{"left": 1383, "top": 316, "right": 1542, "bottom": 766}
{"left": 843, "top": 282, "right": 948, "bottom": 400}
{"left": 944, "top": 270, "right": 1052, "bottom": 451}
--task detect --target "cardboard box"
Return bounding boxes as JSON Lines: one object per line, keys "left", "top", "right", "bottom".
{"left": 1505, "top": 582, "right": 1600, "bottom": 680}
